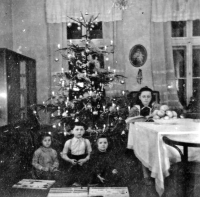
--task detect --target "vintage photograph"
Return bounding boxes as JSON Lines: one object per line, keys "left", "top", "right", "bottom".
{"left": 129, "top": 44, "right": 147, "bottom": 67}
{"left": 0, "top": 1, "right": 200, "bottom": 197}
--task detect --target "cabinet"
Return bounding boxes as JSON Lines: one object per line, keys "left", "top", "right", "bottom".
{"left": 0, "top": 48, "right": 37, "bottom": 126}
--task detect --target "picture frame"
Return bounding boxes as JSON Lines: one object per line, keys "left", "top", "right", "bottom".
{"left": 129, "top": 44, "right": 147, "bottom": 67}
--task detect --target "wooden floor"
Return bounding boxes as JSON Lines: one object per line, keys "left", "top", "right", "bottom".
{"left": 1, "top": 148, "right": 200, "bottom": 197}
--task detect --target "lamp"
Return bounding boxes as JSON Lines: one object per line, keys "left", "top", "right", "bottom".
{"left": 114, "top": 0, "right": 128, "bottom": 10}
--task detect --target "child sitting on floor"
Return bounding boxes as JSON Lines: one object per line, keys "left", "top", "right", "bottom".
{"left": 89, "top": 135, "right": 119, "bottom": 186}
{"left": 32, "top": 133, "right": 59, "bottom": 180}
{"left": 61, "top": 121, "right": 92, "bottom": 186}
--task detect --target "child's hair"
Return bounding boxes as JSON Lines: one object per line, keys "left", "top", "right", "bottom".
{"left": 71, "top": 121, "right": 87, "bottom": 130}
{"left": 96, "top": 134, "right": 109, "bottom": 143}
{"left": 91, "top": 53, "right": 98, "bottom": 60}
{"left": 39, "top": 133, "right": 52, "bottom": 146}
{"left": 136, "top": 86, "right": 155, "bottom": 107}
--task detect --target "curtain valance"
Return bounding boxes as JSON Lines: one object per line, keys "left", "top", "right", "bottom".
{"left": 152, "top": 0, "right": 200, "bottom": 22}
{"left": 46, "top": 0, "right": 122, "bottom": 23}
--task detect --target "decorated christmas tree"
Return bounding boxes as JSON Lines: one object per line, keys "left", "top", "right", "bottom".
{"left": 32, "top": 13, "right": 130, "bottom": 136}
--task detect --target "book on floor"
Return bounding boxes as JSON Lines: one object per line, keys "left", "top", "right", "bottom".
{"left": 12, "top": 179, "right": 55, "bottom": 190}
{"left": 47, "top": 187, "right": 88, "bottom": 197}
{"left": 89, "top": 187, "right": 129, "bottom": 197}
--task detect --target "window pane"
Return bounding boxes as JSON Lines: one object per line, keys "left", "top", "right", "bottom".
{"left": 89, "top": 22, "right": 103, "bottom": 39}
{"left": 98, "top": 54, "right": 104, "bottom": 68}
{"left": 193, "top": 46, "right": 200, "bottom": 77}
{"left": 67, "top": 23, "right": 82, "bottom": 39}
{"left": 193, "top": 79, "right": 200, "bottom": 109}
{"left": 171, "top": 21, "right": 186, "bottom": 37}
{"left": 193, "top": 20, "right": 200, "bottom": 36}
{"left": 177, "top": 79, "right": 187, "bottom": 106}
{"left": 173, "top": 47, "right": 186, "bottom": 78}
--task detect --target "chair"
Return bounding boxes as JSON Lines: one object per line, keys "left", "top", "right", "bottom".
{"left": 163, "top": 136, "right": 200, "bottom": 197}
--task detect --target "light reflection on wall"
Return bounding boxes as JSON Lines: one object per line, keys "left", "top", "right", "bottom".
{"left": 0, "top": 92, "right": 7, "bottom": 99}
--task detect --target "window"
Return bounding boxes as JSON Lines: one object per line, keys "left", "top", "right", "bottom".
{"left": 67, "top": 21, "right": 105, "bottom": 68}
{"left": 67, "top": 23, "right": 82, "bottom": 39}
{"left": 89, "top": 22, "right": 103, "bottom": 39}
{"left": 19, "top": 61, "right": 27, "bottom": 119}
{"left": 67, "top": 22, "right": 103, "bottom": 40}
{"left": 172, "top": 20, "right": 200, "bottom": 106}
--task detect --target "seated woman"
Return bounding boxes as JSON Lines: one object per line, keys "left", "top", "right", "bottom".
{"left": 127, "top": 86, "right": 160, "bottom": 185}
{"left": 129, "top": 86, "right": 160, "bottom": 119}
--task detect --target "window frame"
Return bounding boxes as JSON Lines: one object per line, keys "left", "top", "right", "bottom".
{"left": 67, "top": 22, "right": 103, "bottom": 42}
{"left": 172, "top": 20, "right": 200, "bottom": 105}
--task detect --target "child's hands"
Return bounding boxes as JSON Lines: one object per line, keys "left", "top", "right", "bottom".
{"left": 97, "top": 175, "right": 105, "bottom": 183}
{"left": 42, "top": 167, "right": 49, "bottom": 172}
{"left": 70, "top": 159, "right": 77, "bottom": 165}
{"left": 78, "top": 158, "right": 87, "bottom": 166}
{"left": 60, "top": 152, "right": 63, "bottom": 158}
{"left": 112, "top": 169, "right": 118, "bottom": 174}
{"left": 50, "top": 167, "right": 59, "bottom": 172}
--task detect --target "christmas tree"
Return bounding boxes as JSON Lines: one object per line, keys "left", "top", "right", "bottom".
{"left": 32, "top": 13, "right": 130, "bottom": 137}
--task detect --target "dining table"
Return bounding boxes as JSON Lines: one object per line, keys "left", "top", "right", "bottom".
{"left": 127, "top": 118, "right": 200, "bottom": 196}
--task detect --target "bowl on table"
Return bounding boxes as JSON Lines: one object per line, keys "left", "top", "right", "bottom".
{"left": 153, "top": 119, "right": 179, "bottom": 124}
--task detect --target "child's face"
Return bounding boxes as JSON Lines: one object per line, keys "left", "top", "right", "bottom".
{"left": 42, "top": 136, "right": 51, "bottom": 148}
{"left": 139, "top": 91, "right": 152, "bottom": 106}
{"left": 72, "top": 125, "right": 85, "bottom": 138}
{"left": 97, "top": 138, "right": 108, "bottom": 152}
{"left": 87, "top": 54, "right": 92, "bottom": 61}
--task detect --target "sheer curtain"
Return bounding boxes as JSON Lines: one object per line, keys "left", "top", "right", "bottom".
{"left": 151, "top": 0, "right": 200, "bottom": 108}
{"left": 46, "top": 0, "right": 122, "bottom": 23}
{"left": 152, "top": 0, "right": 200, "bottom": 22}
{"left": 150, "top": 22, "right": 182, "bottom": 108}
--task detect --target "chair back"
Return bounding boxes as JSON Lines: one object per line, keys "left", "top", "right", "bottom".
{"left": 163, "top": 136, "right": 200, "bottom": 163}
{"left": 127, "top": 91, "right": 160, "bottom": 107}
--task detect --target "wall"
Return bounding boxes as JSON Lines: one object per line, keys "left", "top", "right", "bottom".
{"left": 0, "top": 0, "right": 13, "bottom": 49}
{"left": 96, "top": 0, "right": 154, "bottom": 95}
{"left": 121, "top": 0, "right": 153, "bottom": 92}
{"left": 12, "top": 0, "right": 49, "bottom": 103}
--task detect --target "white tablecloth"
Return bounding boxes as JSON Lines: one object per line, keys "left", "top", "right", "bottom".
{"left": 127, "top": 119, "right": 200, "bottom": 196}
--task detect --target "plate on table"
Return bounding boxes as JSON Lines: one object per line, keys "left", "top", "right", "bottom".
{"left": 153, "top": 119, "right": 178, "bottom": 124}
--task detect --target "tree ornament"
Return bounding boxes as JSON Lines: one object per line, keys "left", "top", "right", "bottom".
{"left": 93, "top": 111, "right": 98, "bottom": 115}
{"left": 62, "top": 111, "right": 68, "bottom": 117}
{"left": 67, "top": 22, "right": 72, "bottom": 27}
{"left": 75, "top": 118, "right": 79, "bottom": 122}
{"left": 55, "top": 58, "right": 59, "bottom": 62}
{"left": 87, "top": 103, "right": 92, "bottom": 110}
{"left": 121, "top": 130, "right": 126, "bottom": 135}
{"left": 120, "top": 80, "right": 125, "bottom": 84}
{"left": 109, "top": 105, "right": 117, "bottom": 113}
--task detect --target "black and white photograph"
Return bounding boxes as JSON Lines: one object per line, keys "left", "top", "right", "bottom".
{"left": 0, "top": 1, "right": 200, "bottom": 197}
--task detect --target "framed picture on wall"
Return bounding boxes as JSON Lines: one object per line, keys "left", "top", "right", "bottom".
{"left": 129, "top": 44, "right": 147, "bottom": 67}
